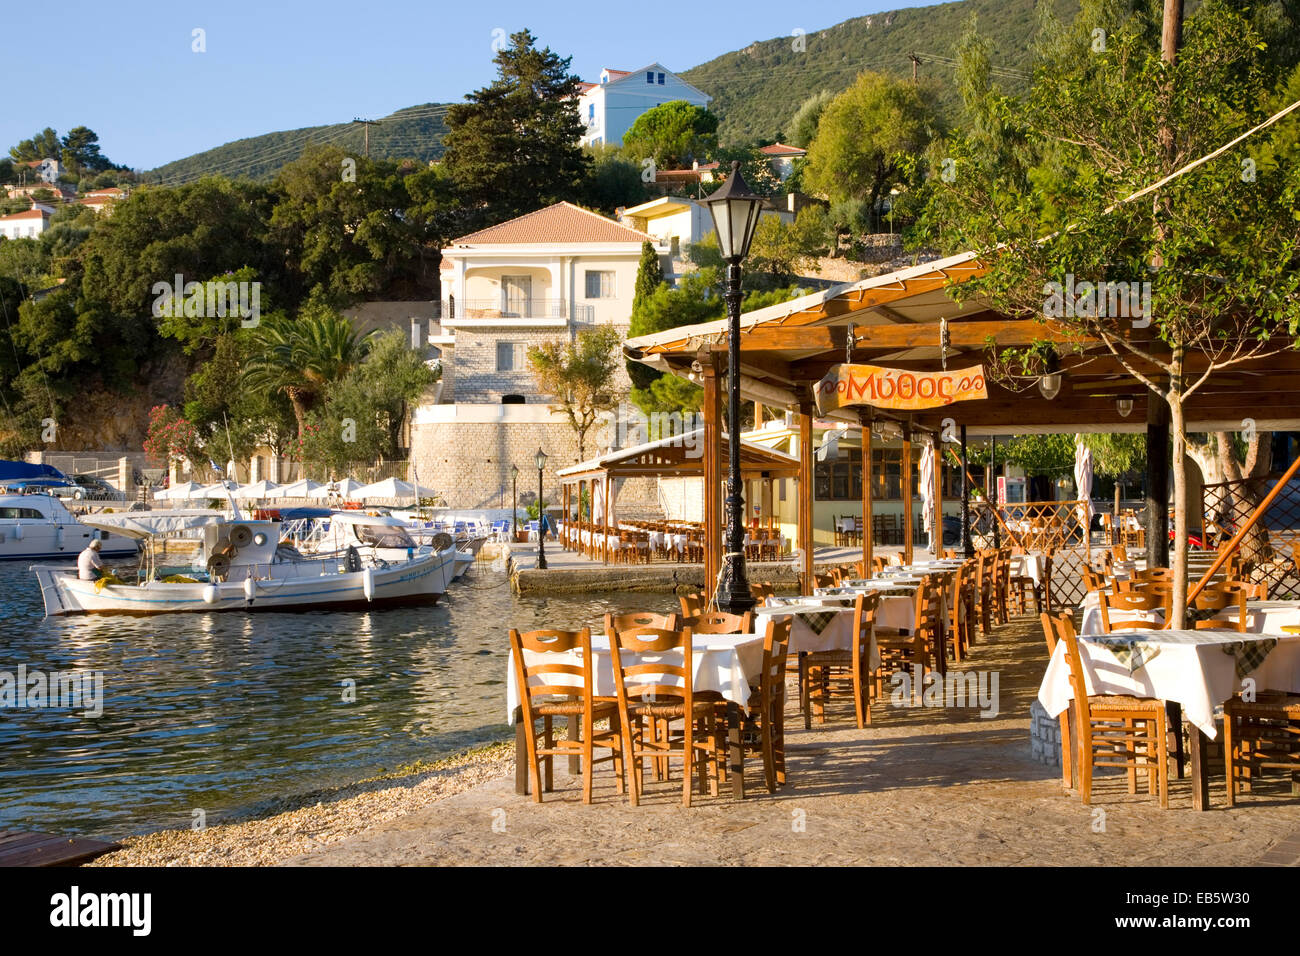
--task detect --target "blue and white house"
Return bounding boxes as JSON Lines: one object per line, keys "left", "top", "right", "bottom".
{"left": 578, "top": 64, "right": 712, "bottom": 148}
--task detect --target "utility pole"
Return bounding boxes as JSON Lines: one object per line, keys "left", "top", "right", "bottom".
{"left": 908, "top": 53, "right": 922, "bottom": 83}
{"left": 353, "top": 118, "right": 381, "bottom": 158}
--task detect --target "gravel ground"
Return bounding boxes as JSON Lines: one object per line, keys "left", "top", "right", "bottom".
{"left": 87, "top": 742, "right": 513, "bottom": 867}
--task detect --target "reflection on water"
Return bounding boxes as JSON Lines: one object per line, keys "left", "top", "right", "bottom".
{"left": 0, "top": 559, "right": 656, "bottom": 838}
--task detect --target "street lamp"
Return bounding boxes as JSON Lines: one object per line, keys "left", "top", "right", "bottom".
{"left": 510, "top": 464, "right": 519, "bottom": 537}
{"left": 534, "top": 447, "right": 548, "bottom": 570}
{"left": 701, "top": 160, "right": 765, "bottom": 614}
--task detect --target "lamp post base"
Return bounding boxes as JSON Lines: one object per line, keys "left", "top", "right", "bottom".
{"left": 715, "top": 557, "right": 756, "bottom": 615}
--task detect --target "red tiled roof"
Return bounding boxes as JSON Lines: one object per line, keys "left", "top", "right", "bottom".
{"left": 759, "top": 143, "right": 806, "bottom": 156}
{"left": 452, "top": 202, "right": 655, "bottom": 245}
{"left": 603, "top": 68, "right": 631, "bottom": 78}
{"left": 0, "top": 208, "right": 52, "bottom": 221}
{"left": 576, "top": 82, "right": 596, "bottom": 93}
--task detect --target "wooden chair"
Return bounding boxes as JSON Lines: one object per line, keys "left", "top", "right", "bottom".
{"left": 1191, "top": 586, "right": 1248, "bottom": 632}
{"left": 608, "top": 624, "right": 719, "bottom": 807}
{"left": 800, "top": 591, "right": 878, "bottom": 729}
{"left": 509, "top": 627, "right": 623, "bottom": 804}
{"left": 948, "top": 560, "right": 975, "bottom": 663}
{"left": 679, "top": 593, "right": 704, "bottom": 618}
{"left": 1008, "top": 557, "right": 1041, "bottom": 615}
{"left": 974, "top": 550, "right": 997, "bottom": 636}
{"left": 1098, "top": 588, "right": 1168, "bottom": 632}
{"left": 1082, "top": 564, "right": 1107, "bottom": 593}
{"left": 751, "top": 581, "right": 774, "bottom": 603}
{"left": 1042, "top": 612, "right": 1169, "bottom": 808}
{"left": 813, "top": 571, "right": 835, "bottom": 589}
{"left": 681, "top": 611, "right": 752, "bottom": 635}
{"left": 611, "top": 611, "right": 679, "bottom": 633}
{"left": 993, "top": 548, "right": 1012, "bottom": 624}
{"left": 1223, "top": 692, "right": 1300, "bottom": 806}
{"left": 1133, "top": 567, "right": 1176, "bottom": 585}
{"left": 874, "top": 576, "right": 945, "bottom": 695}
{"left": 721, "top": 617, "right": 793, "bottom": 793}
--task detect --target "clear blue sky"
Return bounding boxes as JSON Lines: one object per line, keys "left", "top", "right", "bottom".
{"left": 4, "top": 0, "right": 923, "bottom": 171}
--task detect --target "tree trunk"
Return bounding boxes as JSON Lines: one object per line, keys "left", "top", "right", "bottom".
{"left": 1168, "top": 390, "right": 1188, "bottom": 629}
{"left": 1217, "top": 429, "right": 1273, "bottom": 567}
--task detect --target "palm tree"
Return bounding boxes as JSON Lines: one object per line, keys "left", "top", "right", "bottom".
{"left": 242, "top": 306, "right": 375, "bottom": 436}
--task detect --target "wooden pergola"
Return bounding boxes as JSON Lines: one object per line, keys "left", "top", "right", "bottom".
{"left": 556, "top": 429, "right": 799, "bottom": 565}
{"left": 624, "top": 250, "right": 1300, "bottom": 595}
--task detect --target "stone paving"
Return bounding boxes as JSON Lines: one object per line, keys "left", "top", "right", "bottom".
{"left": 284, "top": 613, "right": 1300, "bottom": 867}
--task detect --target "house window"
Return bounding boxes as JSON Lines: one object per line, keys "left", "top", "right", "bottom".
{"left": 496, "top": 341, "right": 526, "bottom": 371}
{"left": 584, "top": 271, "right": 615, "bottom": 299}
{"left": 646, "top": 71, "right": 654, "bottom": 83}
{"left": 588, "top": 103, "right": 595, "bottom": 121}
{"left": 657, "top": 73, "right": 665, "bottom": 85}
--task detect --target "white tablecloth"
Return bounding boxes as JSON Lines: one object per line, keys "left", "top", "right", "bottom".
{"left": 506, "top": 632, "right": 765, "bottom": 722}
{"left": 1038, "top": 628, "right": 1300, "bottom": 738}
{"left": 751, "top": 604, "right": 881, "bottom": 668}
{"left": 1079, "top": 594, "right": 1300, "bottom": 637}
{"left": 1010, "top": 554, "right": 1045, "bottom": 586}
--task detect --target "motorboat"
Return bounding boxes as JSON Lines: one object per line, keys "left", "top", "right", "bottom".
{"left": 0, "top": 493, "right": 138, "bottom": 560}
{"left": 32, "top": 511, "right": 456, "bottom": 616}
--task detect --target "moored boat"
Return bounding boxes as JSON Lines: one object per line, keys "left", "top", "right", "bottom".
{"left": 0, "top": 493, "right": 138, "bottom": 561}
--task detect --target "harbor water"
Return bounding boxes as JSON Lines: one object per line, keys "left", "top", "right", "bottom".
{"left": 0, "top": 557, "right": 651, "bottom": 839}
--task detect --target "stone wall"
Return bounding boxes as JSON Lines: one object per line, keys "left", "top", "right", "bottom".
{"left": 1028, "top": 700, "right": 1063, "bottom": 769}
{"left": 447, "top": 322, "right": 632, "bottom": 403}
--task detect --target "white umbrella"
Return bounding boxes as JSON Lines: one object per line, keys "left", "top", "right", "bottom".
{"left": 353, "top": 477, "right": 438, "bottom": 500}
{"left": 592, "top": 480, "right": 605, "bottom": 523}
{"left": 280, "top": 478, "right": 323, "bottom": 498}
{"left": 198, "top": 480, "right": 238, "bottom": 498}
{"left": 311, "top": 478, "right": 364, "bottom": 499}
{"left": 157, "top": 480, "right": 203, "bottom": 501}
{"left": 235, "top": 479, "right": 282, "bottom": 501}
{"left": 919, "top": 444, "right": 937, "bottom": 555}
{"left": 1074, "top": 437, "right": 1093, "bottom": 558}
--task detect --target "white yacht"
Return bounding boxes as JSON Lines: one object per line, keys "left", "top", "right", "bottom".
{"left": 0, "top": 493, "right": 138, "bottom": 560}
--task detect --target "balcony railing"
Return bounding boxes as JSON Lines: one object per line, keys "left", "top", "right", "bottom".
{"left": 435, "top": 298, "right": 569, "bottom": 321}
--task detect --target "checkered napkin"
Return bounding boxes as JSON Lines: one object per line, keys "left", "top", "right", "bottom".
{"left": 799, "top": 610, "right": 838, "bottom": 635}
{"left": 1222, "top": 638, "right": 1278, "bottom": 681}
{"left": 1091, "top": 636, "right": 1162, "bottom": 674}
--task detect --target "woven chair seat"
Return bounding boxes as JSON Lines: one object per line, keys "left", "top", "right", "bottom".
{"left": 1225, "top": 692, "right": 1300, "bottom": 718}
{"left": 532, "top": 699, "right": 618, "bottom": 718}
{"left": 1087, "top": 694, "right": 1166, "bottom": 713}
{"left": 629, "top": 699, "right": 715, "bottom": 719}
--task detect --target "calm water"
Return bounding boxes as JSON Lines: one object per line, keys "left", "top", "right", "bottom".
{"left": 0, "top": 557, "right": 654, "bottom": 838}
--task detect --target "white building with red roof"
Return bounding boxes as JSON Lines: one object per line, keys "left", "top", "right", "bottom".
{"left": 577, "top": 63, "right": 711, "bottom": 148}
{"left": 758, "top": 142, "right": 807, "bottom": 180}
{"left": 0, "top": 205, "right": 54, "bottom": 240}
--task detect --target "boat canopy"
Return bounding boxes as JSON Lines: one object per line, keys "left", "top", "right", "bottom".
{"left": 326, "top": 511, "right": 411, "bottom": 528}
{"left": 77, "top": 509, "right": 227, "bottom": 540}
{"left": 0, "top": 460, "right": 68, "bottom": 482}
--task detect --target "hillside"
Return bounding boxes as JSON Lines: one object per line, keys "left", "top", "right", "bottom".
{"left": 146, "top": 102, "right": 450, "bottom": 185}
{"left": 145, "top": 0, "right": 1077, "bottom": 183}
{"left": 683, "top": 0, "right": 1077, "bottom": 143}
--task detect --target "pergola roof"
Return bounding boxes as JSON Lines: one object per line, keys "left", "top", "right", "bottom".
{"left": 557, "top": 429, "right": 799, "bottom": 482}
{"left": 624, "top": 251, "right": 1300, "bottom": 435}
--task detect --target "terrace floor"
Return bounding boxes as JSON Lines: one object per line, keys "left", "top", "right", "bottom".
{"left": 283, "top": 613, "right": 1300, "bottom": 867}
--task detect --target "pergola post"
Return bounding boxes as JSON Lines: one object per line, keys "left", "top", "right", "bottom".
{"left": 1146, "top": 391, "right": 1170, "bottom": 567}
{"left": 798, "top": 402, "right": 814, "bottom": 594}
{"left": 960, "top": 424, "right": 974, "bottom": 558}
{"left": 702, "top": 359, "right": 722, "bottom": 601}
{"left": 602, "top": 472, "right": 610, "bottom": 564}
{"left": 903, "top": 428, "right": 914, "bottom": 565}
{"left": 859, "top": 410, "right": 873, "bottom": 575}
{"left": 932, "top": 432, "right": 944, "bottom": 557}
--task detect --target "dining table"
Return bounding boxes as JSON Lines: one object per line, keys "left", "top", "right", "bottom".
{"left": 1038, "top": 623, "right": 1300, "bottom": 809}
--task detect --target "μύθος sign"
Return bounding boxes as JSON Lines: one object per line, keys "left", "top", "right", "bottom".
{"left": 815, "top": 363, "right": 988, "bottom": 415}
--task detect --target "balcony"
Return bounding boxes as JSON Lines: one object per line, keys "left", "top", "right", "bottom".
{"left": 434, "top": 299, "right": 594, "bottom": 328}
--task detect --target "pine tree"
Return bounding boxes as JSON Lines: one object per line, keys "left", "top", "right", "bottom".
{"left": 441, "top": 30, "right": 590, "bottom": 228}
{"left": 633, "top": 241, "right": 664, "bottom": 309}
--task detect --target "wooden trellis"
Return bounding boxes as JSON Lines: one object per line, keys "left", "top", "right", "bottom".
{"left": 1203, "top": 472, "right": 1300, "bottom": 599}
{"left": 968, "top": 500, "right": 1094, "bottom": 607}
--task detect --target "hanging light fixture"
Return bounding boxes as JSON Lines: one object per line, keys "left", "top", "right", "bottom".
{"left": 1116, "top": 395, "right": 1134, "bottom": 418}
{"left": 1038, "top": 372, "right": 1063, "bottom": 400}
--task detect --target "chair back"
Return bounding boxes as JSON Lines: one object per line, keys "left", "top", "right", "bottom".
{"left": 1221, "top": 577, "right": 1268, "bottom": 600}
{"left": 1191, "top": 585, "right": 1248, "bottom": 632}
{"left": 681, "top": 611, "right": 752, "bottom": 634}
{"left": 1098, "top": 587, "right": 1167, "bottom": 632}
{"left": 852, "top": 591, "right": 880, "bottom": 673}
{"left": 756, "top": 616, "right": 792, "bottom": 716}
{"left": 1041, "top": 612, "right": 1094, "bottom": 728}
{"left": 1082, "top": 564, "right": 1106, "bottom": 592}
{"left": 1134, "top": 567, "right": 1175, "bottom": 584}
{"left": 751, "top": 581, "right": 775, "bottom": 602}
{"left": 814, "top": 572, "right": 835, "bottom": 589}
{"left": 678, "top": 593, "right": 704, "bottom": 618}
{"left": 608, "top": 625, "right": 694, "bottom": 708}
{"left": 608, "top": 611, "right": 679, "bottom": 634}
{"left": 508, "top": 627, "right": 593, "bottom": 723}
{"left": 1111, "top": 544, "right": 1128, "bottom": 563}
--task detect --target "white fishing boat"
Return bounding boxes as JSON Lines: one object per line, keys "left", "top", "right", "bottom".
{"left": 0, "top": 493, "right": 138, "bottom": 561}
{"left": 32, "top": 511, "right": 456, "bottom": 616}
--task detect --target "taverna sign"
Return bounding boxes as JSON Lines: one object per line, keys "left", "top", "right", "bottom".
{"left": 815, "top": 363, "right": 988, "bottom": 415}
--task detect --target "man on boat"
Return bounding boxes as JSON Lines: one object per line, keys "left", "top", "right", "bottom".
{"left": 77, "top": 538, "right": 103, "bottom": 580}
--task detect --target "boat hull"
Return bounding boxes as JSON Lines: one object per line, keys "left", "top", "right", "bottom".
{"left": 34, "top": 549, "right": 455, "bottom": 616}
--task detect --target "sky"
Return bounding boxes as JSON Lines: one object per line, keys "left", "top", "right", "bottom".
{"left": 2, "top": 0, "right": 926, "bottom": 171}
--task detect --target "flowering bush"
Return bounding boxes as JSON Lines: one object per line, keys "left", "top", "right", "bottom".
{"left": 143, "top": 405, "right": 202, "bottom": 467}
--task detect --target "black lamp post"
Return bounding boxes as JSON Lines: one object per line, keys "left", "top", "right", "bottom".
{"left": 511, "top": 464, "right": 519, "bottom": 537}
{"left": 701, "top": 160, "right": 765, "bottom": 614}
{"left": 534, "top": 447, "right": 548, "bottom": 570}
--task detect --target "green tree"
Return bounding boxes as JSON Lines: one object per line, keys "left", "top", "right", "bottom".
{"left": 526, "top": 324, "right": 623, "bottom": 461}
{"left": 785, "top": 90, "right": 836, "bottom": 148}
{"left": 803, "top": 72, "right": 940, "bottom": 231}
{"left": 621, "top": 101, "right": 719, "bottom": 169}
{"left": 60, "top": 126, "right": 112, "bottom": 176}
{"left": 747, "top": 208, "right": 829, "bottom": 280}
{"left": 441, "top": 29, "right": 589, "bottom": 226}
{"left": 9, "top": 128, "right": 61, "bottom": 163}
{"left": 633, "top": 241, "right": 665, "bottom": 308}
{"left": 582, "top": 145, "right": 651, "bottom": 215}
{"left": 242, "top": 303, "right": 377, "bottom": 436}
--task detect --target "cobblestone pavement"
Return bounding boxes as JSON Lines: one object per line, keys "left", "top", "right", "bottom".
{"left": 285, "top": 614, "right": 1300, "bottom": 867}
